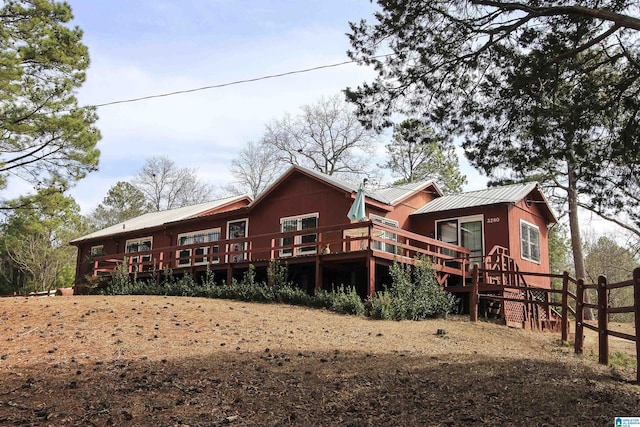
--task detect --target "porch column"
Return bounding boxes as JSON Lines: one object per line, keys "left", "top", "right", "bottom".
{"left": 315, "top": 256, "right": 322, "bottom": 293}
{"left": 366, "top": 252, "right": 375, "bottom": 297}
{"left": 226, "top": 266, "right": 233, "bottom": 286}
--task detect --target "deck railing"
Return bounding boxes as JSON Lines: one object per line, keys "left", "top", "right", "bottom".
{"left": 90, "top": 221, "right": 471, "bottom": 279}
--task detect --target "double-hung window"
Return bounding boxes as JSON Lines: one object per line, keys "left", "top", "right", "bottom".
{"left": 280, "top": 213, "right": 318, "bottom": 256}
{"left": 177, "top": 228, "right": 221, "bottom": 266}
{"left": 520, "top": 220, "right": 541, "bottom": 263}
{"left": 125, "top": 237, "right": 153, "bottom": 272}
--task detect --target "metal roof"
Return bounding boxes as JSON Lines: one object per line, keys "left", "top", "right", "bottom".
{"left": 376, "top": 180, "right": 440, "bottom": 205}
{"left": 412, "top": 182, "right": 540, "bottom": 214}
{"left": 71, "top": 195, "right": 250, "bottom": 243}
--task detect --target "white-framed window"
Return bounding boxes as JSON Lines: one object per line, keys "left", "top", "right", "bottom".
{"left": 280, "top": 213, "right": 318, "bottom": 256}
{"left": 520, "top": 220, "right": 541, "bottom": 263}
{"left": 177, "top": 228, "right": 221, "bottom": 266}
{"left": 125, "top": 237, "right": 153, "bottom": 272}
{"left": 90, "top": 245, "right": 104, "bottom": 257}
{"left": 370, "top": 214, "right": 399, "bottom": 254}
{"left": 227, "top": 219, "right": 249, "bottom": 262}
{"left": 435, "top": 215, "right": 484, "bottom": 259}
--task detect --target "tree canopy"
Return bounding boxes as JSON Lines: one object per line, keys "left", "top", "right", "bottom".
{"left": 89, "top": 181, "right": 149, "bottom": 229}
{"left": 262, "top": 94, "right": 379, "bottom": 182}
{"left": 0, "top": 187, "right": 88, "bottom": 293}
{"left": 383, "top": 119, "right": 466, "bottom": 193}
{"left": 347, "top": 1, "right": 639, "bottom": 130}
{"left": 132, "top": 156, "right": 214, "bottom": 212}
{"left": 225, "top": 141, "right": 285, "bottom": 200}
{"left": 0, "top": 0, "right": 101, "bottom": 198}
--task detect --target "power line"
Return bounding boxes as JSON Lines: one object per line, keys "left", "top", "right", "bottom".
{"left": 88, "top": 55, "right": 392, "bottom": 109}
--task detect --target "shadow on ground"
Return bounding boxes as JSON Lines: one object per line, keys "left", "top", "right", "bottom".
{"left": 1, "top": 349, "right": 638, "bottom": 426}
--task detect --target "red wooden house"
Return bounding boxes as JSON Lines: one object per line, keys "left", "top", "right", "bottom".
{"left": 72, "top": 166, "right": 557, "bottom": 323}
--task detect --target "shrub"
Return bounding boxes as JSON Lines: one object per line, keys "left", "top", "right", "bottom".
{"left": 275, "top": 285, "right": 312, "bottom": 306}
{"left": 98, "top": 258, "right": 454, "bottom": 321}
{"left": 366, "top": 291, "right": 394, "bottom": 320}
{"left": 385, "top": 257, "right": 458, "bottom": 320}
{"left": 311, "top": 285, "right": 365, "bottom": 316}
{"left": 330, "top": 285, "right": 365, "bottom": 316}
{"left": 311, "top": 289, "right": 334, "bottom": 309}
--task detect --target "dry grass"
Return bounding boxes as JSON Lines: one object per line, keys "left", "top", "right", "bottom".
{"left": 0, "top": 295, "right": 638, "bottom": 426}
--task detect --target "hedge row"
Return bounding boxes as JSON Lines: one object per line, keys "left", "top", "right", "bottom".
{"left": 99, "top": 258, "right": 457, "bottom": 320}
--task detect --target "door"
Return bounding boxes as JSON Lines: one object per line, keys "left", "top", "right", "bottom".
{"left": 280, "top": 214, "right": 318, "bottom": 256}
{"left": 227, "top": 219, "right": 248, "bottom": 262}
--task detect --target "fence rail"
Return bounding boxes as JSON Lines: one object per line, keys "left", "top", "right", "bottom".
{"left": 470, "top": 264, "right": 640, "bottom": 383}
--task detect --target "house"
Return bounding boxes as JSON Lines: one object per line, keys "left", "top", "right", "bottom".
{"left": 71, "top": 166, "right": 557, "bottom": 319}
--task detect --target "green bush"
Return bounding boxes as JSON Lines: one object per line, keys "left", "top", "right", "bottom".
{"left": 275, "top": 285, "right": 312, "bottom": 305}
{"left": 330, "top": 285, "right": 366, "bottom": 316}
{"left": 311, "top": 289, "right": 334, "bottom": 309}
{"left": 98, "top": 258, "right": 454, "bottom": 321}
{"left": 366, "top": 291, "right": 394, "bottom": 320}
{"left": 311, "top": 285, "right": 365, "bottom": 315}
{"left": 384, "top": 257, "right": 458, "bottom": 320}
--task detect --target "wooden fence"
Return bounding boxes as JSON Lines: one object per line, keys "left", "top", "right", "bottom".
{"left": 470, "top": 265, "right": 640, "bottom": 383}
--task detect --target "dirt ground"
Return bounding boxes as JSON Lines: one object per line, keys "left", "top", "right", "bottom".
{"left": 0, "top": 295, "right": 638, "bottom": 426}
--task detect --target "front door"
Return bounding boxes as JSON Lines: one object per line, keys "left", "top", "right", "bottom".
{"left": 227, "top": 219, "right": 248, "bottom": 262}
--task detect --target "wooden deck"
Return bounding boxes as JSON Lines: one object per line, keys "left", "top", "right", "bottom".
{"left": 88, "top": 221, "right": 472, "bottom": 295}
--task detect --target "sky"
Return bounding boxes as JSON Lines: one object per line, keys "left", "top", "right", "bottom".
{"left": 54, "top": 0, "right": 490, "bottom": 215}
{"left": 6, "top": 0, "right": 620, "bottom": 238}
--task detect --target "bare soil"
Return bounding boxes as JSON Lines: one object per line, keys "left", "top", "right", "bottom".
{"left": 0, "top": 295, "right": 638, "bottom": 426}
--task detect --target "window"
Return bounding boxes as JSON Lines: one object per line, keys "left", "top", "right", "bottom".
{"left": 280, "top": 213, "right": 318, "bottom": 256}
{"left": 435, "top": 215, "right": 484, "bottom": 259}
{"left": 90, "top": 245, "right": 104, "bottom": 257}
{"left": 520, "top": 220, "right": 540, "bottom": 263}
{"left": 125, "top": 237, "right": 153, "bottom": 272}
{"left": 370, "top": 214, "right": 399, "bottom": 254}
{"left": 177, "top": 228, "right": 221, "bottom": 266}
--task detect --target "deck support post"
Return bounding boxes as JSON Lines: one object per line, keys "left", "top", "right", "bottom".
{"left": 315, "top": 256, "right": 322, "bottom": 293}
{"left": 226, "top": 266, "right": 233, "bottom": 286}
{"left": 470, "top": 263, "right": 479, "bottom": 323}
{"left": 366, "top": 252, "right": 375, "bottom": 297}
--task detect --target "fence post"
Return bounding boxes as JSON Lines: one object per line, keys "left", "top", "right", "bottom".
{"left": 561, "top": 271, "right": 569, "bottom": 343}
{"left": 574, "top": 278, "right": 585, "bottom": 355}
{"left": 470, "top": 263, "right": 479, "bottom": 322}
{"left": 597, "top": 275, "right": 609, "bottom": 366}
{"left": 633, "top": 267, "right": 640, "bottom": 384}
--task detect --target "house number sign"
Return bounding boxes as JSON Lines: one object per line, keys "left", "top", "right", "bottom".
{"left": 486, "top": 217, "right": 500, "bottom": 224}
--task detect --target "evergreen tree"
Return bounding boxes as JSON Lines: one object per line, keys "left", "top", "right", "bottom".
{"left": 0, "top": 0, "right": 100, "bottom": 200}
{"left": 89, "top": 181, "right": 149, "bottom": 229}
{"left": 383, "top": 119, "right": 466, "bottom": 193}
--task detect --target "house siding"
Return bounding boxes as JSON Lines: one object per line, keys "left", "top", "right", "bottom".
{"left": 410, "top": 200, "right": 551, "bottom": 288}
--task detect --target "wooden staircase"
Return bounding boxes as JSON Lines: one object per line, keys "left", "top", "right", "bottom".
{"left": 477, "top": 246, "right": 562, "bottom": 331}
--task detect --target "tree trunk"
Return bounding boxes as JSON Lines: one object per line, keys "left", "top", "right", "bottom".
{"left": 567, "top": 164, "right": 594, "bottom": 320}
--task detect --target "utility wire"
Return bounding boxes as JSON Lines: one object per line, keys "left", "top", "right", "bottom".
{"left": 89, "top": 55, "right": 392, "bottom": 109}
